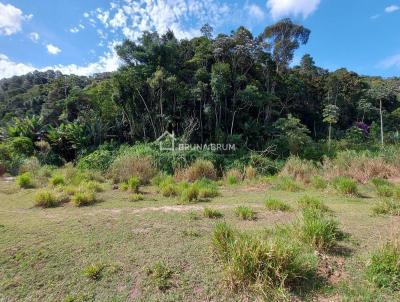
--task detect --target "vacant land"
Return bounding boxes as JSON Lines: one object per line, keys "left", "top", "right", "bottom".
{"left": 1, "top": 178, "right": 400, "bottom": 302}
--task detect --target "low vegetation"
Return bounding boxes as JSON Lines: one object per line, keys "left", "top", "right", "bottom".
{"left": 16, "top": 172, "right": 35, "bottom": 189}
{"left": 264, "top": 198, "right": 291, "bottom": 211}
{"left": 331, "top": 176, "right": 358, "bottom": 195}
{"left": 235, "top": 206, "right": 256, "bottom": 220}
{"left": 203, "top": 208, "right": 223, "bottom": 219}
{"left": 297, "top": 195, "right": 330, "bottom": 212}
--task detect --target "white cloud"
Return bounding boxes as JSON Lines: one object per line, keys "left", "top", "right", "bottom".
{"left": 379, "top": 54, "right": 400, "bottom": 69}
{"left": 0, "top": 2, "right": 32, "bottom": 35}
{"left": 0, "top": 49, "right": 121, "bottom": 79}
{"left": 70, "top": 27, "right": 80, "bottom": 33}
{"left": 267, "top": 0, "right": 320, "bottom": 19}
{"left": 46, "top": 44, "right": 61, "bottom": 55}
{"left": 28, "top": 32, "right": 40, "bottom": 42}
{"left": 385, "top": 5, "right": 399, "bottom": 13}
{"left": 246, "top": 4, "right": 265, "bottom": 20}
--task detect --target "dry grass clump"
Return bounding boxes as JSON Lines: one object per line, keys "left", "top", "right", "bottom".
{"left": 108, "top": 154, "right": 157, "bottom": 184}
{"left": 279, "top": 156, "right": 318, "bottom": 184}
{"left": 322, "top": 151, "right": 399, "bottom": 183}
{"left": 244, "top": 166, "right": 257, "bottom": 180}
{"left": 224, "top": 168, "right": 243, "bottom": 185}
{"left": 174, "top": 159, "right": 217, "bottom": 182}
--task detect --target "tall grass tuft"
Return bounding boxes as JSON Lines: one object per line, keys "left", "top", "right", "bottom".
{"left": 264, "top": 198, "right": 291, "bottom": 212}
{"left": 280, "top": 156, "right": 318, "bottom": 184}
{"left": 310, "top": 176, "right": 327, "bottom": 190}
{"left": 366, "top": 240, "right": 400, "bottom": 290}
{"left": 297, "top": 195, "right": 330, "bottom": 212}
{"left": 174, "top": 159, "right": 217, "bottom": 182}
{"left": 331, "top": 176, "right": 358, "bottom": 195}
{"left": 16, "top": 172, "right": 35, "bottom": 188}
{"left": 108, "top": 154, "right": 157, "bottom": 184}
{"left": 203, "top": 207, "right": 223, "bottom": 218}
{"left": 273, "top": 176, "right": 302, "bottom": 192}
{"left": 235, "top": 206, "right": 256, "bottom": 220}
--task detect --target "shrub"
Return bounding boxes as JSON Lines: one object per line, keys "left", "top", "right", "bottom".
{"left": 366, "top": 241, "right": 400, "bottom": 290}
{"left": 203, "top": 207, "right": 223, "bottom": 218}
{"left": 49, "top": 174, "right": 65, "bottom": 186}
{"left": 16, "top": 172, "right": 35, "bottom": 188}
{"left": 235, "top": 206, "right": 256, "bottom": 220}
{"left": 300, "top": 208, "right": 340, "bottom": 251}
{"left": 225, "top": 168, "right": 243, "bottom": 185}
{"left": 108, "top": 154, "right": 157, "bottom": 184}
{"left": 19, "top": 157, "right": 41, "bottom": 175}
{"left": 83, "top": 263, "right": 104, "bottom": 280}
{"left": 265, "top": 198, "right": 291, "bottom": 211}
{"left": 280, "top": 156, "right": 318, "bottom": 183}
{"left": 297, "top": 195, "right": 329, "bottom": 212}
{"left": 180, "top": 185, "right": 199, "bottom": 203}
{"left": 34, "top": 189, "right": 58, "bottom": 208}
{"left": 310, "top": 176, "right": 327, "bottom": 190}
{"left": 212, "top": 223, "right": 317, "bottom": 296}
{"left": 331, "top": 176, "right": 358, "bottom": 195}
{"left": 175, "top": 159, "right": 217, "bottom": 182}
{"left": 146, "top": 261, "right": 174, "bottom": 291}
{"left": 71, "top": 191, "right": 97, "bottom": 207}
{"left": 77, "top": 149, "right": 115, "bottom": 171}
{"left": 372, "top": 199, "right": 400, "bottom": 216}
{"left": 130, "top": 193, "right": 144, "bottom": 202}
{"left": 194, "top": 178, "right": 219, "bottom": 198}
{"left": 273, "top": 176, "right": 302, "bottom": 192}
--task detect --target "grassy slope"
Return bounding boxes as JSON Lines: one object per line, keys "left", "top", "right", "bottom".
{"left": 1, "top": 180, "right": 400, "bottom": 301}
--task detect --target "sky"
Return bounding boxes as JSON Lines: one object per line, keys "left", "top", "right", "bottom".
{"left": 0, "top": 0, "right": 399, "bottom": 79}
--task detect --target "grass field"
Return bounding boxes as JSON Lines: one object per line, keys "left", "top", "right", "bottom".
{"left": 1, "top": 178, "right": 400, "bottom": 302}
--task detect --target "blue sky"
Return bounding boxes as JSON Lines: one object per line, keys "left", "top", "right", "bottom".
{"left": 0, "top": 0, "right": 399, "bottom": 79}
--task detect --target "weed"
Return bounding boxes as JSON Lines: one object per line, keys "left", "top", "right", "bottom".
{"left": 34, "top": 189, "right": 58, "bottom": 208}
{"left": 203, "top": 207, "right": 223, "bottom": 219}
{"left": 82, "top": 180, "right": 104, "bottom": 192}
{"left": 264, "top": 198, "right": 291, "bottom": 211}
{"left": 71, "top": 191, "right": 97, "bottom": 207}
{"left": 180, "top": 185, "right": 199, "bottom": 203}
{"left": 297, "top": 195, "right": 329, "bottom": 212}
{"left": 310, "top": 176, "right": 327, "bottom": 190}
{"left": 130, "top": 193, "right": 144, "bottom": 202}
{"left": 194, "top": 178, "right": 219, "bottom": 198}
{"left": 332, "top": 177, "right": 358, "bottom": 195}
{"left": 49, "top": 174, "right": 65, "bottom": 187}
{"left": 225, "top": 168, "right": 243, "bottom": 185}
{"left": 376, "top": 185, "right": 394, "bottom": 197}
{"left": 371, "top": 177, "right": 392, "bottom": 188}
{"left": 273, "top": 176, "right": 302, "bottom": 192}
{"left": 366, "top": 240, "right": 400, "bottom": 290}
{"left": 280, "top": 156, "right": 317, "bottom": 183}
{"left": 16, "top": 172, "right": 35, "bottom": 189}
{"left": 175, "top": 159, "right": 217, "bottom": 182}
{"left": 235, "top": 206, "right": 256, "bottom": 220}
{"left": 372, "top": 199, "right": 400, "bottom": 216}
{"left": 182, "top": 229, "right": 200, "bottom": 237}
{"left": 146, "top": 261, "right": 174, "bottom": 291}
{"left": 82, "top": 263, "right": 104, "bottom": 280}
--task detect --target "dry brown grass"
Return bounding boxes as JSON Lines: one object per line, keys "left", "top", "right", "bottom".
{"left": 224, "top": 168, "right": 243, "bottom": 184}
{"left": 322, "top": 152, "right": 399, "bottom": 183}
{"left": 174, "top": 159, "right": 217, "bottom": 182}
{"left": 244, "top": 166, "right": 257, "bottom": 180}
{"left": 108, "top": 154, "right": 157, "bottom": 184}
{"left": 279, "top": 156, "right": 318, "bottom": 184}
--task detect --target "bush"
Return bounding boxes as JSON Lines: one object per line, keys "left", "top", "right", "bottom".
{"left": 297, "top": 195, "right": 329, "bottom": 212}
{"left": 194, "top": 178, "right": 219, "bottom": 198}
{"left": 16, "top": 172, "right": 35, "bottom": 188}
{"left": 83, "top": 263, "right": 104, "bottom": 280}
{"left": 71, "top": 191, "right": 97, "bottom": 207}
{"left": 310, "top": 176, "right": 327, "bottom": 190}
{"left": 77, "top": 149, "right": 115, "bottom": 171}
{"left": 300, "top": 208, "right": 340, "bottom": 251}
{"left": 19, "top": 157, "right": 41, "bottom": 175}
{"left": 212, "top": 223, "right": 317, "bottom": 296}
{"left": 280, "top": 156, "right": 318, "bottom": 183}
{"left": 265, "top": 198, "right": 291, "bottom": 211}
{"left": 160, "top": 183, "right": 179, "bottom": 197}
{"left": 49, "top": 174, "right": 65, "bottom": 186}
{"left": 235, "top": 206, "right": 256, "bottom": 220}
{"left": 203, "top": 207, "right": 223, "bottom": 218}
{"left": 180, "top": 185, "right": 199, "bottom": 203}
{"left": 146, "top": 261, "right": 174, "bottom": 291}
{"left": 273, "top": 176, "right": 302, "bottom": 192}
{"left": 34, "top": 190, "right": 58, "bottom": 208}
{"left": 366, "top": 241, "right": 400, "bottom": 290}
{"left": 175, "top": 159, "right": 217, "bottom": 182}
{"left": 331, "top": 176, "right": 358, "bottom": 195}
{"left": 225, "top": 168, "right": 243, "bottom": 185}
{"left": 108, "top": 154, "right": 157, "bottom": 184}
{"left": 372, "top": 199, "right": 400, "bottom": 216}
{"left": 130, "top": 193, "right": 144, "bottom": 202}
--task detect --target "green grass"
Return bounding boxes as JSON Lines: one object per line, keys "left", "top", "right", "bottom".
{"left": 310, "top": 176, "right": 327, "bottom": 190}
{"left": 1, "top": 176, "right": 400, "bottom": 301}
{"left": 16, "top": 172, "right": 35, "bottom": 189}
{"left": 130, "top": 193, "right": 144, "bottom": 202}
{"left": 273, "top": 176, "right": 302, "bottom": 192}
{"left": 34, "top": 189, "right": 59, "bottom": 208}
{"left": 297, "top": 195, "right": 330, "bottom": 212}
{"left": 71, "top": 190, "right": 97, "bottom": 207}
{"left": 332, "top": 176, "right": 358, "bottom": 195}
{"left": 82, "top": 263, "right": 104, "bottom": 280}
{"left": 203, "top": 207, "right": 223, "bottom": 219}
{"left": 145, "top": 261, "right": 174, "bottom": 291}
{"left": 264, "top": 198, "right": 291, "bottom": 211}
{"left": 372, "top": 199, "right": 400, "bottom": 215}
{"left": 234, "top": 206, "right": 256, "bottom": 220}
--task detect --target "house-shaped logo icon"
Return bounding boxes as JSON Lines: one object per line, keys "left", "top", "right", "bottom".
{"left": 156, "top": 131, "right": 175, "bottom": 151}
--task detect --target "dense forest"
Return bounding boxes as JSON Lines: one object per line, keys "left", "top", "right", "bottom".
{"left": 1, "top": 19, "right": 399, "bottom": 173}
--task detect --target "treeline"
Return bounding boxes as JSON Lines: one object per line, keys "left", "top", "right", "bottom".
{"left": 0, "top": 19, "right": 400, "bottom": 172}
